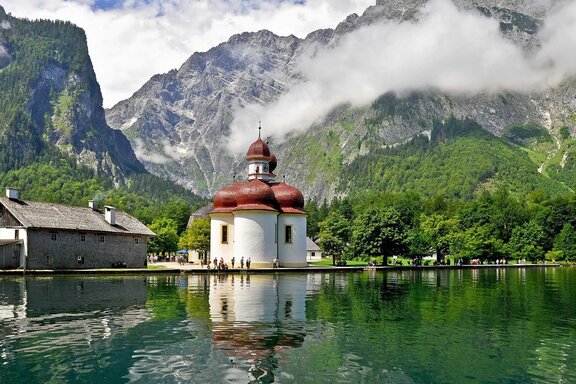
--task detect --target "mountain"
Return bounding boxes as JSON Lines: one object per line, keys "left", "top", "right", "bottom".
{"left": 106, "top": 0, "right": 576, "bottom": 200}
{"left": 0, "top": 6, "right": 144, "bottom": 182}
{"left": 0, "top": 6, "right": 204, "bottom": 228}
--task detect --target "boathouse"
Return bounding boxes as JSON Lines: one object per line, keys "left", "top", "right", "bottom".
{"left": 0, "top": 188, "right": 155, "bottom": 270}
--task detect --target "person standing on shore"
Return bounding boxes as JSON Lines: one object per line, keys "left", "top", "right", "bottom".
{"left": 231, "top": 256, "right": 235, "bottom": 268}
{"left": 240, "top": 256, "right": 244, "bottom": 268}
{"left": 247, "top": 257, "right": 251, "bottom": 269}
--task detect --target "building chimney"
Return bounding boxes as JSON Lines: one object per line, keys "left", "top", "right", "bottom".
{"left": 6, "top": 188, "right": 19, "bottom": 200}
{"left": 88, "top": 200, "right": 96, "bottom": 210}
{"left": 105, "top": 206, "right": 116, "bottom": 226}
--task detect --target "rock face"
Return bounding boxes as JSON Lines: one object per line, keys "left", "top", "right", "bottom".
{"left": 106, "top": 0, "right": 574, "bottom": 199}
{"left": 0, "top": 8, "right": 145, "bottom": 181}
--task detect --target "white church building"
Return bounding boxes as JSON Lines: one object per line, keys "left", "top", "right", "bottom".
{"left": 209, "top": 132, "right": 307, "bottom": 268}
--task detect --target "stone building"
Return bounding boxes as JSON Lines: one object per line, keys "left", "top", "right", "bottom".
{"left": 209, "top": 132, "right": 307, "bottom": 268}
{"left": 0, "top": 188, "right": 155, "bottom": 270}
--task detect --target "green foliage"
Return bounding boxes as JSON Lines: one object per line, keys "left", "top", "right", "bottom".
{"left": 553, "top": 223, "right": 576, "bottom": 261}
{"left": 318, "top": 211, "right": 351, "bottom": 263}
{"left": 505, "top": 121, "right": 551, "bottom": 144}
{"left": 340, "top": 118, "right": 569, "bottom": 199}
{"left": 0, "top": 154, "right": 205, "bottom": 233}
{"left": 0, "top": 155, "right": 102, "bottom": 205}
{"left": 420, "top": 214, "right": 460, "bottom": 261}
{"left": 0, "top": 15, "right": 94, "bottom": 172}
{"left": 448, "top": 225, "right": 503, "bottom": 262}
{"left": 351, "top": 207, "right": 408, "bottom": 264}
{"left": 179, "top": 218, "right": 210, "bottom": 253}
{"left": 315, "top": 188, "right": 576, "bottom": 264}
{"left": 148, "top": 218, "right": 179, "bottom": 255}
{"left": 506, "top": 221, "right": 546, "bottom": 262}
{"left": 559, "top": 126, "right": 571, "bottom": 140}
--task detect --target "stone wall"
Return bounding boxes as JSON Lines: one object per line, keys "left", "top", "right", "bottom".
{"left": 26, "top": 229, "right": 148, "bottom": 269}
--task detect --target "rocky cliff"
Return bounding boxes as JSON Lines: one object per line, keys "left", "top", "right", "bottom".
{"left": 0, "top": 7, "right": 145, "bottom": 182}
{"left": 106, "top": 0, "right": 575, "bottom": 199}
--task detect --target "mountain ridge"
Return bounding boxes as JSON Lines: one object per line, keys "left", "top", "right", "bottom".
{"left": 106, "top": 0, "right": 575, "bottom": 200}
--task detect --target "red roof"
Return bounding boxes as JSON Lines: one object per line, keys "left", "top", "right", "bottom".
{"left": 271, "top": 182, "right": 305, "bottom": 214}
{"left": 235, "top": 179, "right": 277, "bottom": 211}
{"left": 246, "top": 138, "right": 270, "bottom": 160}
{"left": 211, "top": 180, "right": 305, "bottom": 215}
{"left": 211, "top": 182, "right": 242, "bottom": 213}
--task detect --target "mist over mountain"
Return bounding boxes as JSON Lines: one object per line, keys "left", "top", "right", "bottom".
{"left": 106, "top": 0, "right": 576, "bottom": 200}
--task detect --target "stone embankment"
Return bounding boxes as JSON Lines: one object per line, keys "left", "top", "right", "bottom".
{"left": 0, "top": 261, "right": 562, "bottom": 275}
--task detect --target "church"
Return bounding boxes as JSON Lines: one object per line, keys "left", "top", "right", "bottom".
{"left": 209, "top": 131, "right": 307, "bottom": 268}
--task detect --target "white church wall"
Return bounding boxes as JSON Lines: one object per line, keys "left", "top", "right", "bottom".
{"left": 210, "top": 214, "right": 234, "bottom": 262}
{"left": 277, "top": 214, "right": 307, "bottom": 267}
{"left": 233, "top": 211, "right": 278, "bottom": 268}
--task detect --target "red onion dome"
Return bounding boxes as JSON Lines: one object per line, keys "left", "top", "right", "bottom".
{"left": 234, "top": 179, "right": 278, "bottom": 212}
{"left": 269, "top": 153, "right": 277, "bottom": 173}
{"left": 246, "top": 137, "right": 270, "bottom": 160}
{"left": 271, "top": 182, "right": 305, "bottom": 214}
{"left": 211, "top": 182, "right": 242, "bottom": 213}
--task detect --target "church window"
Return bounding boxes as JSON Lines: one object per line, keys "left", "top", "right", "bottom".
{"left": 221, "top": 225, "right": 228, "bottom": 244}
{"left": 285, "top": 225, "right": 292, "bottom": 244}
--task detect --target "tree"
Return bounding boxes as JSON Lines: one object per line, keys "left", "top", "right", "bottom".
{"left": 304, "top": 200, "right": 321, "bottom": 241}
{"left": 179, "top": 218, "right": 210, "bottom": 262}
{"left": 449, "top": 225, "right": 503, "bottom": 263}
{"left": 553, "top": 223, "right": 576, "bottom": 261}
{"left": 163, "top": 197, "right": 192, "bottom": 234}
{"left": 318, "top": 211, "right": 351, "bottom": 265}
{"left": 148, "top": 218, "right": 179, "bottom": 257}
{"left": 351, "top": 207, "right": 408, "bottom": 265}
{"left": 506, "top": 220, "right": 546, "bottom": 262}
{"left": 420, "top": 214, "right": 460, "bottom": 262}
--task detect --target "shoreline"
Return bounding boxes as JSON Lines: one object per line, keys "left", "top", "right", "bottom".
{"left": 0, "top": 262, "right": 564, "bottom": 276}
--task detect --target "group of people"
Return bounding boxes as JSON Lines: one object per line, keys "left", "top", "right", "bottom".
{"left": 207, "top": 256, "right": 252, "bottom": 271}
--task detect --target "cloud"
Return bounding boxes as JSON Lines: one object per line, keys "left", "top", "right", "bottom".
{"left": 227, "top": 0, "right": 576, "bottom": 153}
{"left": 132, "top": 138, "right": 171, "bottom": 164}
{"left": 1, "top": 0, "right": 373, "bottom": 107}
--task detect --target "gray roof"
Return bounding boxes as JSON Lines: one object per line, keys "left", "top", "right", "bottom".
{"left": 0, "top": 197, "right": 155, "bottom": 236}
{"left": 187, "top": 203, "right": 213, "bottom": 228}
{"left": 306, "top": 237, "right": 320, "bottom": 251}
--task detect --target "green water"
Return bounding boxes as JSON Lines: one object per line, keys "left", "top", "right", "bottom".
{"left": 0, "top": 268, "right": 574, "bottom": 383}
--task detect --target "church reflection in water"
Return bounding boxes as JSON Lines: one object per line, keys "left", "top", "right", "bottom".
{"left": 183, "top": 272, "right": 324, "bottom": 382}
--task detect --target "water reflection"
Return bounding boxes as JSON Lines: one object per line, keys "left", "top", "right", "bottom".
{"left": 178, "top": 273, "right": 314, "bottom": 383}
{"left": 0, "top": 268, "right": 574, "bottom": 383}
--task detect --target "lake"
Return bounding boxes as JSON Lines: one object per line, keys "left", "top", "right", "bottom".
{"left": 0, "top": 267, "right": 574, "bottom": 383}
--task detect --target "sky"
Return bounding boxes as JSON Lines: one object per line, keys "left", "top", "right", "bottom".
{"left": 226, "top": 0, "right": 576, "bottom": 153}
{"left": 2, "top": 0, "right": 374, "bottom": 107}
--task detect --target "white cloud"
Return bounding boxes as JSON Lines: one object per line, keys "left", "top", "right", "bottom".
{"left": 227, "top": 0, "right": 576, "bottom": 153}
{"left": 132, "top": 138, "right": 171, "bottom": 164}
{"left": 1, "top": 0, "right": 374, "bottom": 107}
